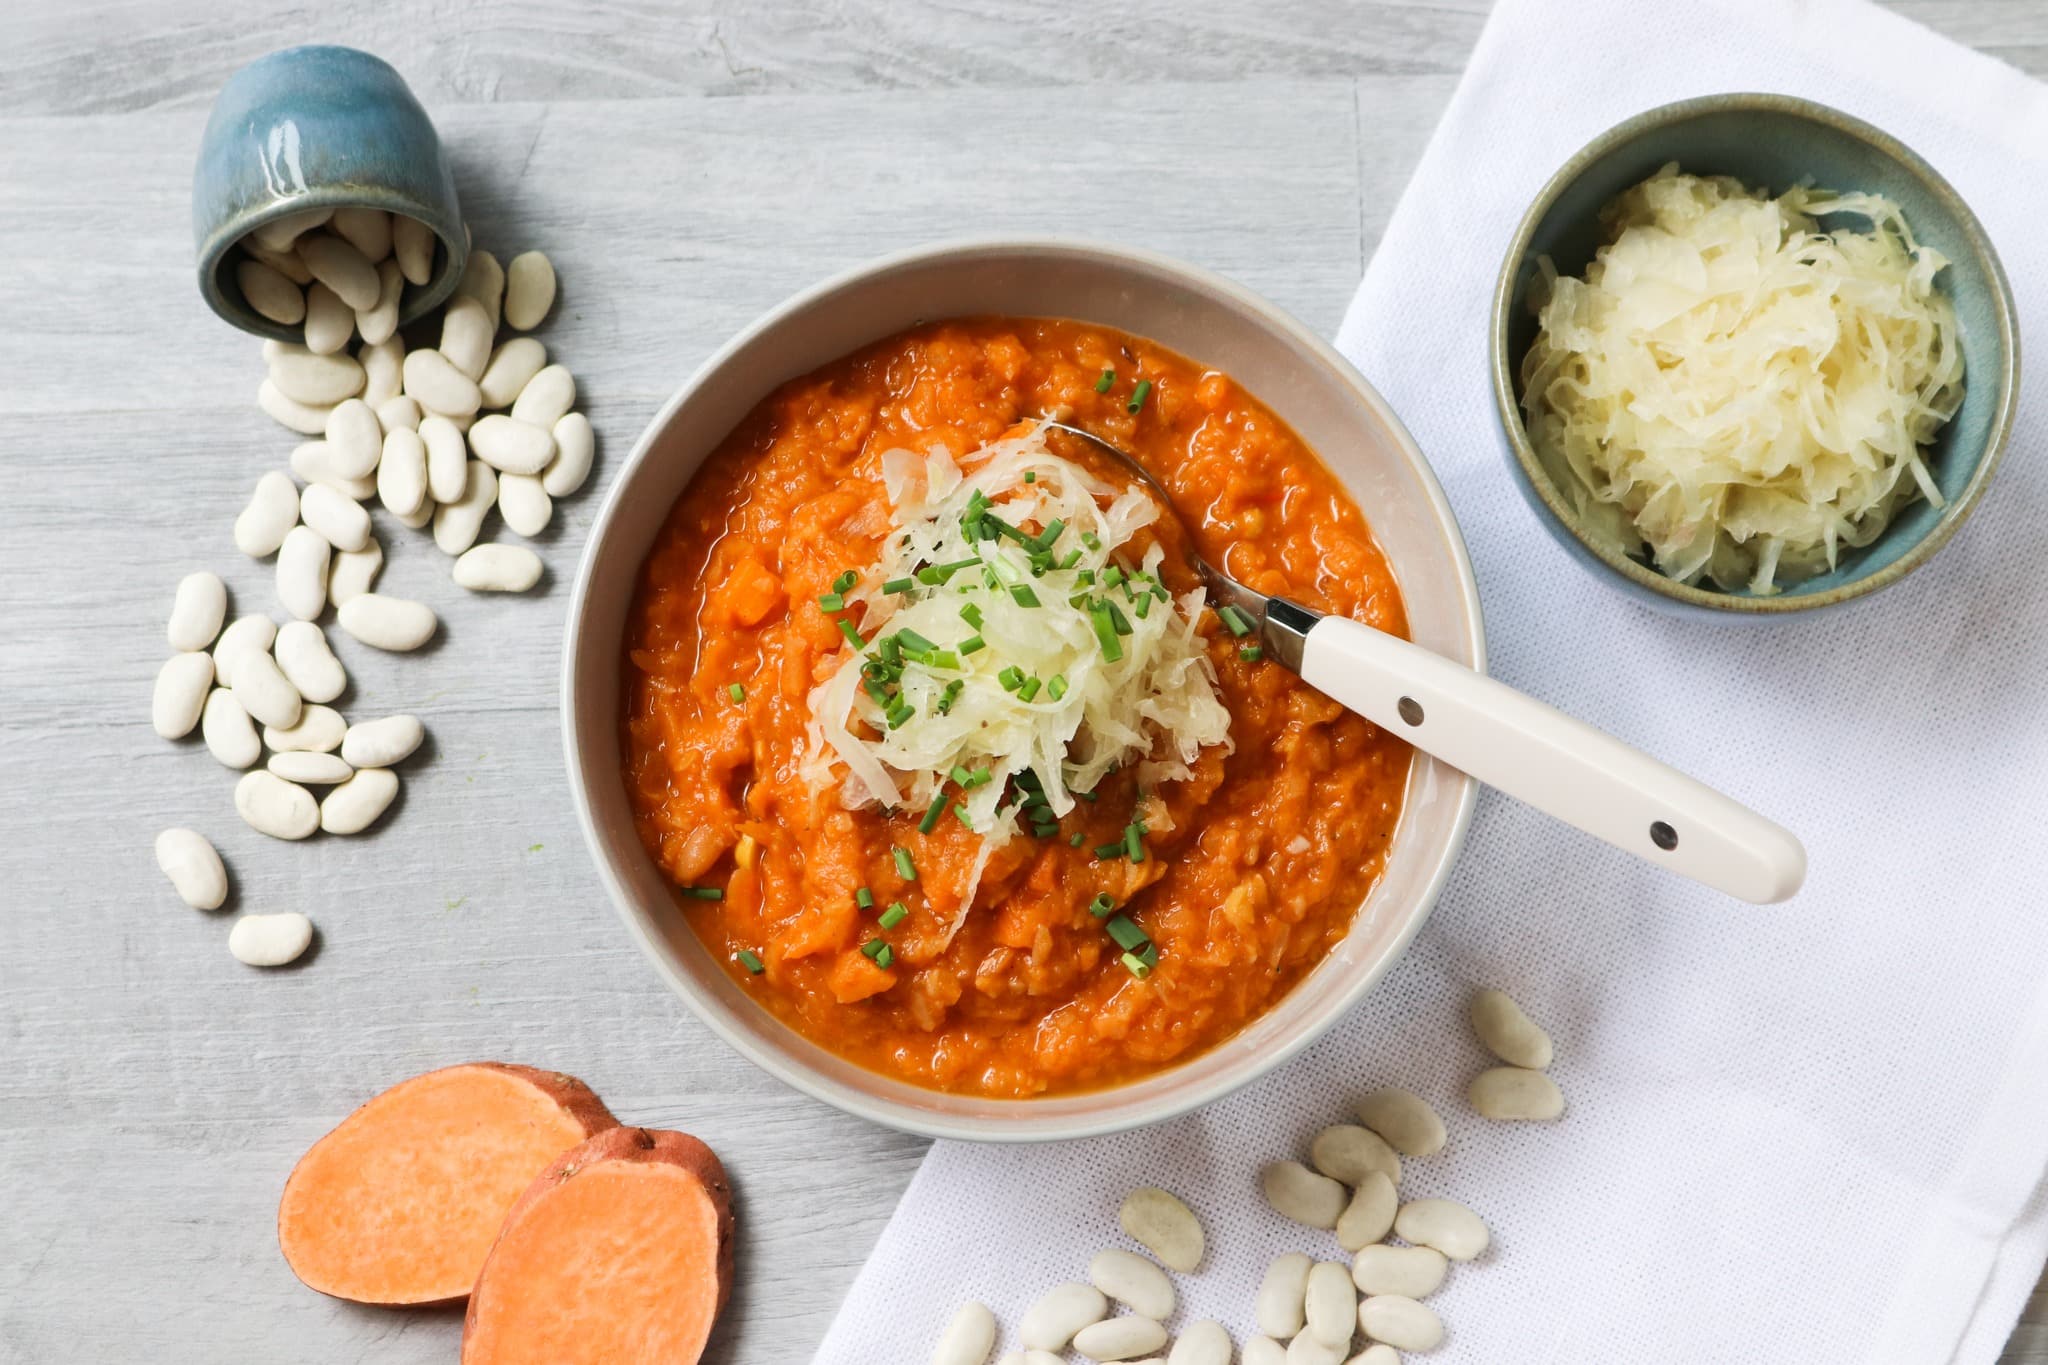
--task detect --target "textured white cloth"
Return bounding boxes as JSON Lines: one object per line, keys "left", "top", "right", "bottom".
{"left": 816, "top": 0, "right": 2048, "bottom": 1360}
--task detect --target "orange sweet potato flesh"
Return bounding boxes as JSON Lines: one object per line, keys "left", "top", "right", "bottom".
{"left": 278, "top": 1063, "right": 617, "bottom": 1306}
{"left": 461, "top": 1127, "right": 736, "bottom": 1365}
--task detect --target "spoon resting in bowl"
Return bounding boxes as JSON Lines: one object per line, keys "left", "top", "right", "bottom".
{"left": 1042, "top": 421, "right": 1807, "bottom": 904}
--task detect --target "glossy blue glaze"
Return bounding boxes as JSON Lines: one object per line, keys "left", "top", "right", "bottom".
{"left": 1490, "top": 95, "right": 2018, "bottom": 619}
{"left": 193, "top": 45, "right": 467, "bottom": 339}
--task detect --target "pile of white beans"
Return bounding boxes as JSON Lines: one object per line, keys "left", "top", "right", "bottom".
{"left": 151, "top": 208, "right": 594, "bottom": 968}
{"left": 930, "top": 990, "right": 1562, "bottom": 1364}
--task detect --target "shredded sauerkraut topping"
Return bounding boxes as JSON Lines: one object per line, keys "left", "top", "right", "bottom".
{"left": 1520, "top": 164, "right": 1964, "bottom": 593}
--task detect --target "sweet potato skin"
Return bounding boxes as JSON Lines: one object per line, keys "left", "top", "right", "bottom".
{"left": 461, "top": 1126, "right": 736, "bottom": 1363}
{"left": 279, "top": 1062, "right": 618, "bottom": 1307}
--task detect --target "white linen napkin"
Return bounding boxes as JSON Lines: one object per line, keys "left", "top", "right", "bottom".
{"left": 815, "top": 0, "right": 2048, "bottom": 1360}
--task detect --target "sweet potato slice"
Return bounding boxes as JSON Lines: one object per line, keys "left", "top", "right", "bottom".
{"left": 461, "top": 1127, "right": 735, "bottom": 1365}
{"left": 279, "top": 1063, "right": 617, "bottom": 1305}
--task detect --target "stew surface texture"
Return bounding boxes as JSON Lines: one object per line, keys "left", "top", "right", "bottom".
{"left": 621, "top": 317, "right": 1409, "bottom": 1097}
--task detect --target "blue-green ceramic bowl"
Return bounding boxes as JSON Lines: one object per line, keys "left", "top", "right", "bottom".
{"left": 1490, "top": 93, "right": 2018, "bottom": 617}
{"left": 193, "top": 45, "right": 467, "bottom": 341}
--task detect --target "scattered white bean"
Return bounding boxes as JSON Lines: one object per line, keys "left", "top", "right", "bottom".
{"left": 1256, "top": 1253, "right": 1313, "bottom": 1339}
{"left": 269, "top": 344, "right": 366, "bottom": 407}
{"left": 393, "top": 499, "right": 435, "bottom": 529}
{"left": 1468, "top": 1066, "right": 1564, "bottom": 1121}
{"left": 421, "top": 414, "right": 471, "bottom": 504}
{"left": 392, "top": 213, "right": 435, "bottom": 286}
{"left": 1164, "top": 1321, "right": 1230, "bottom": 1365}
{"left": 155, "top": 828, "right": 228, "bottom": 910}
{"left": 378, "top": 428, "right": 430, "bottom": 518}
{"left": 228, "top": 911, "right": 314, "bottom": 966}
{"left": 1285, "top": 1333, "right": 1345, "bottom": 1365}
{"left": 510, "top": 363, "right": 576, "bottom": 428}
{"left": 1336, "top": 1171, "right": 1398, "bottom": 1252}
{"left": 1089, "top": 1249, "right": 1173, "bottom": 1320}
{"left": 324, "top": 398, "right": 384, "bottom": 478}
{"left": 235, "top": 770, "right": 318, "bottom": 840}
{"left": 231, "top": 646, "right": 302, "bottom": 730}
{"left": 456, "top": 248, "right": 505, "bottom": 330}
{"left": 340, "top": 714, "right": 423, "bottom": 768}
{"left": 152, "top": 651, "right": 214, "bottom": 739}
{"left": 235, "top": 470, "right": 301, "bottom": 557}
{"left": 1355, "top": 1089, "right": 1446, "bottom": 1157}
{"left": 244, "top": 239, "right": 314, "bottom": 284}
{"left": 1243, "top": 1341, "right": 1286, "bottom": 1365}
{"left": 433, "top": 460, "right": 497, "bottom": 555}
{"left": 479, "top": 337, "right": 547, "bottom": 409}
{"left": 265, "top": 704, "right": 346, "bottom": 754}
{"left": 167, "top": 570, "right": 226, "bottom": 652}
{"left": 237, "top": 258, "right": 305, "bottom": 326}
{"left": 270, "top": 750, "right": 353, "bottom": 785}
{"left": 250, "top": 206, "right": 331, "bottom": 253}
{"left": 930, "top": 1302, "right": 996, "bottom": 1365}
{"left": 440, "top": 294, "right": 494, "bottom": 380}
{"left": 1351, "top": 1245, "right": 1447, "bottom": 1299}
{"left": 337, "top": 593, "right": 437, "bottom": 651}
{"left": 1073, "top": 1316, "right": 1166, "bottom": 1362}
{"left": 361, "top": 335, "right": 404, "bottom": 408}
{"left": 329, "top": 537, "right": 383, "bottom": 605}
{"left": 276, "top": 525, "right": 331, "bottom": 621}
{"left": 503, "top": 250, "right": 556, "bottom": 330}
{"left": 1119, "top": 1187, "right": 1203, "bottom": 1272}
{"left": 1304, "top": 1261, "right": 1357, "bottom": 1346}
{"left": 296, "top": 231, "right": 380, "bottom": 310}
{"left": 453, "top": 543, "right": 543, "bottom": 593}
{"left": 1346, "top": 1347, "right": 1400, "bottom": 1365}
{"left": 470, "top": 414, "right": 556, "bottom": 475}
{"left": 543, "top": 411, "right": 594, "bottom": 496}
{"left": 403, "top": 347, "right": 482, "bottom": 418}
{"left": 497, "top": 472, "right": 552, "bottom": 536}
{"left": 320, "top": 765, "right": 397, "bottom": 831}
{"left": 997, "top": 1354, "right": 1065, "bottom": 1365}
{"left": 303, "top": 281, "right": 353, "bottom": 355}
{"left": 331, "top": 207, "right": 392, "bottom": 264}
{"left": 1393, "top": 1198, "right": 1488, "bottom": 1261}
{"left": 211, "top": 615, "right": 276, "bottom": 690}
{"left": 375, "top": 394, "right": 422, "bottom": 432}
{"left": 258, "top": 378, "right": 335, "bottom": 435}
{"left": 1469, "top": 988, "right": 1554, "bottom": 1068}
{"left": 299, "top": 482, "right": 371, "bottom": 552}
{"left": 355, "top": 259, "right": 403, "bottom": 346}
{"left": 1358, "top": 1296, "right": 1442, "bottom": 1352}
{"left": 291, "top": 440, "right": 377, "bottom": 499}
{"left": 201, "top": 688, "right": 261, "bottom": 769}
{"left": 1311, "top": 1124, "right": 1402, "bottom": 1188}
{"left": 273, "top": 620, "right": 346, "bottom": 703}
{"left": 1020, "top": 1282, "right": 1107, "bottom": 1351}
{"left": 1262, "top": 1161, "right": 1348, "bottom": 1230}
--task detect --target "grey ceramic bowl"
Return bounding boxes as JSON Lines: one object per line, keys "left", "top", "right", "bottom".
{"left": 193, "top": 45, "right": 467, "bottom": 341}
{"left": 562, "top": 239, "right": 1483, "bottom": 1142}
{"left": 1491, "top": 93, "right": 2018, "bottom": 617}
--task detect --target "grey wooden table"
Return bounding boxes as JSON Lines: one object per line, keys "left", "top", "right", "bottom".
{"left": 2, "top": 2, "right": 2042, "bottom": 1361}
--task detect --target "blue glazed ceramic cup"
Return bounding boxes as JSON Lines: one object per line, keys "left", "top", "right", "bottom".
{"left": 193, "top": 45, "right": 467, "bottom": 340}
{"left": 1490, "top": 94, "right": 2018, "bottom": 619}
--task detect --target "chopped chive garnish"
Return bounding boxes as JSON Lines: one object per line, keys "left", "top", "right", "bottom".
{"left": 925, "top": 649, "right": 960, "bottom": 670}
{"left": 1106, "top": 915, "right": 1149, "bottom": 951}
{"left": 954, "top": 802, "right": 974, "bottom": 825}
{"left": 893, "top": 847, "right": 917, "bottom": 881}
{"left": 874, "top": 944, "right": 895, "bottom": 969}
{"left": 832, "top": 570, "right": 858, "bottom": 594}
{"left": 1219, "top": 604, "right": 1255, "bottom": 637}
{"left": 879, "top": 902, "right": 909, "bottom": 930}
{"left": 919, "top": 788, "right": 948, "bottom": 834}
{"left": 959, "top": 634, "right": 986, "bottom": 655}
{"left": 727, "top": 682, "right": 746, "bottom": 703}
{"left": 737, "top": 949, "right": 765, "bottom": 974}
{"left": 1101, "top": 566, "right": 1125, "bottom": 589}
{"left": 1018, "top": 676, "right": 1042, "bottom": 702}
{"left": 1024, "top": 471, "right": 1036, "bottom": 483}
{"left": 1135, "top": 593, "right": 1152, "bottom": 619}
{"left": 895, "top": 628, "right": 936, "bottom": 654}
{"left": 1033, "top": 518, "right": 1067, "bottom": 551}
{"left": 836, "top": 618, "right": 864, "bottom": 648}
{"left": 682, "top": 886, "right": 725, "bottom": 900}
{"left": 860, "top": 938, "right": 885, "bottom": 960}
{"left": 1096, "top": 367, "right": 1115, "bottom": 392}
{"left": 817, "top": 591, "right": 846, "bottom": 611}
{"left": 1033, "top": 822, "right": 1059, "bottom": 839}
{"left": 1048, "top": 674, "right": 1069, "bottom": 701}
{"left": 1106, "top": 600, "right": 1133, "bottom": 636}
{"left": 1091, "top": 604, "right": 1125, "bottom": 662}
{"left": 856, "top": 887, "right": 875, "bottom": 910}
{"left": 959, "top": 602, "right": 983, "bottom": 628}
{"left": 1070, "top": 831, "right": 1086, "bottom": 846}
{"left": 1058, "top": 548, "right": 1084, "bottom": 570}
{"left": 1124, "top": 824, "right": 1146, "bottom": 864}
{"left": 1094, "top": 842, "right": 1126, "bottom": 859}
{"left": 1127, "top": 379, "right": 1152, "bottom": 414}
{"left": 1121, "top": 949, "right": 1155, "bottom": 979}
{"left": 964, "top": 766, "right": 993, "bottom": 788}
{"left": 883, "top": 576, "right": 917, "bottom": 595}
{"left": 998, "top": 665, "right": 1025, "bottom": 691}
{"left": 937, "top": 679, "right": 965, "bottom": 714}
{"left": 1240, "top": 645, "right": 1264, "bottom": 661}
{"left": 879, "top": 635, "right": 904, "bottom": 665}
{"left": 1082, "top": 531, "right": 1102, "bottom": 552}
{"left": 950, "top": 765, "right": 973, "bottom": 786}
{"left": 1089, "top": 893, "right": 1116, "bottom": 918}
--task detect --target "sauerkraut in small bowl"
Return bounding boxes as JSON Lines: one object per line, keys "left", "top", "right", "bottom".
{"left": 1490, "top": 93, "right": 2016, "bottom": 617}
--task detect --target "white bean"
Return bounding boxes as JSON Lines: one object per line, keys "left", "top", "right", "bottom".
{"left": 331, "top": 207, "right": 392, "bottom": 264}
{"left": 433, "top": 460, "right": 497, "bottom": 555}
{"left": 393, "top": 499, "right": 435, "bottom": 529}
{"left": 998, "top": 1354, "right": 1065, "bottom": 1365}
{"left": 456, "top": 248, "right": 505, "bottom": 331}
{"left": 1119, "top": 1187, "right": 1203, "bottom": 1272}
{"left": 291, "top": 440, "right": 376, "bottom": 499}
{"left": 1263, "top": 1161, "right": 1347, "bottom": 1229}
{"left": 202, "top": 688, "right": 261, "bottom": 769}
{"left": 337, "top": 593, "right": 437, "bottom": 651}
{"left": 1336, "top": 1171, "right": 1398, "bottom": 1252}
{"left": 250, "top": 207, "right": 331, "bottom": 253}
{"left": 273, "top": 620, "right": 346, "bottom": 703}
{"left": 1305, "top": 1261, "right": 1356, "bottom": 1346}
{"left": 440, "top": 294, "right": 494, "bottom": 380}
{"left": 270, "top": 750, "right": 353, "bottom": 785}
{"left": 258, "top": 378, "right": 335, "bottom": 435}
{"left": 324, "top": 398, "right": 384, "bottom": 478}
{"left": 237, "top": 258, "right": 305, "bottom": 325}
{"left": 392, "top": 214, "right": 436, "bottom": 285}
{"left": 1468, "top": 1066, "right": 1564, "bottom": 1121}
{"left": 1164, "top": 1321, "right": 1230, "bottom": 1365}
{"left": 243, "top": 239, "right": 314, "bottom": 284}
{"left": 1358, "top": 1296, "right": 1442, "bottom": 1352}
{"left": 1393, "top": 1198, "right": 1488, "bottom": 1261}
{"left": 1311, "top": 1124, "right": 1402, "bottom": 1188}
{"left": 1089, "top": 1249, "right": 1173, "bottom": 1320}
{"left": 361, "top": 335, "right": 405, "bottom": 408}
{"left": 235, "top": 770, "right": 318, "bottom": 840}
{"left": 167, "top": 570, "right": 226, "bottom": 652}
{"left": 403, "top": 347, "right": 482, "bottom": 417}
{"left": 155, "top": 828, "right": 227, "bottom": 910}
{"left": 329, "top": 537, "right": 383, "bottom": 605}
{"left": 1346, "top": 1347, "right": 1400, "bottom": 1365}
{"left": 228, "top": 911, "right": 314, "bottom": 966}
{"left": 296, "top": 231, "right": 380, "bottom": 310}
{"left": 276, "top": 526, "right": 331, "bottom": 621}
{"left": 265, "top": 704, "right": 345, "bottom": 754}
{"left": 479, "top": 337, "right": 547, "bottom": 409}
{"left": 543, "top": 411, "right": 594, "bottom": 496}
{"left": 376, "top": 394, "right": 422, "bottom": 432}
{"left": 1351, "top": 1245, "right": 1446, "bottom": 1299}
{"left": 470, "top": 414, "right": 555, "bottom": 475}
{"left": 231, "top": 645, "right": 301, "bottom": 730}
{"left": 269, "top": 344, "right": 366, "bottom": 407}
{"left": 378, "top": 428, "right": 430, "bottom": 517}
{"left": 303, "top": 281, "right": 354, "bottom": 355}
{"left": 1256, "top": 1253, "right": 1313, "bottom": 1339}
{"left": 235, "top": 470, "right": 301, "bottom": 558}
{"left": 340, "top": 714, "right": 423, "bottom": 768}
{"left": 355, "top": 259, "right": 403, "bottom": 346}
{"left": 1355, "top": 1089, "right": 1446, "bottom": 1157}
{"left": 299, "top": 482, "right": 371, "bottom": 552}
{"left": 1073, "top": 1317, "right": 1166, "bottom": 1361}
{"left": 1020, "top": 1282, "right": 1107, "bottom": 1351}
{"left": 152, "top": 651, "right": 214, "bottom": 739}
{"left": 1285, "top": 1334, "right": 1345, "bottom": 1365}
{"left": 497, "top": 472, "right": 552, "bottom": 536}
{"left": 1242, "top": 1340, "right": 1287, "bottom": 1365}
{"left": 421, "top": 414, "right": 471, "bottom": 504}
{"left": 930, "top": 1302, "right": 996, "bottom": 1365}
{"left": 510, "top": 363, "right": 576, "bottom": 428}
{"left": 504, "top": 250, "right": 556, "bottom": 330}
{"left": 1470, "top": 987, "right": 1554, "bottom": 1068}
{"left": 453, "top": 543, "right": 543, "bottom": 593}
{"left": 211, "top": 615, "right": 276, "bottom": 690}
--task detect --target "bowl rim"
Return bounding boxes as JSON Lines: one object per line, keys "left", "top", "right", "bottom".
{"left": 561, "top": 235, "right": 1483, "bottom": 1140}
{"left": 1488, "top": 91, "right": 2021, "bottom": 614}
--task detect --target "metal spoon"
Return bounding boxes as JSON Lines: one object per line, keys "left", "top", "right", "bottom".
{"left": 1042, "top": 421, "right": 1807, "bottom": 904}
